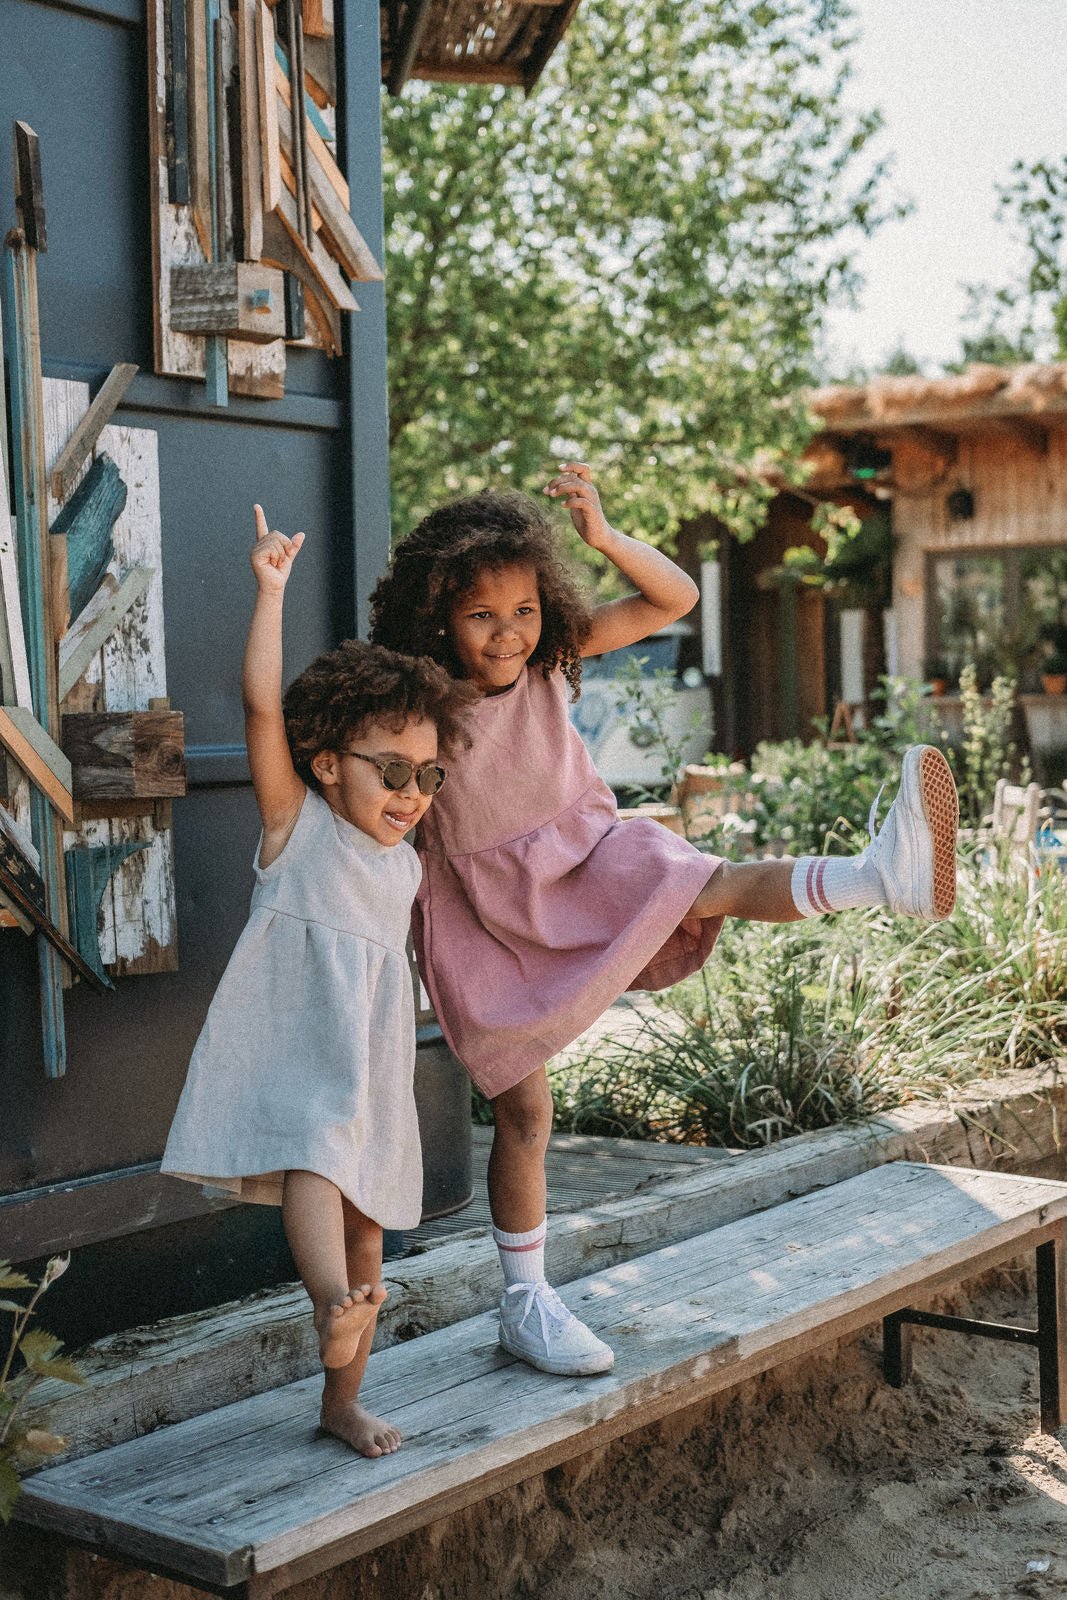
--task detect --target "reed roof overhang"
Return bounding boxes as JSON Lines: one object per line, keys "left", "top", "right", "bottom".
{"left": 381, "top": 0, "right": 582, "bottom": 95}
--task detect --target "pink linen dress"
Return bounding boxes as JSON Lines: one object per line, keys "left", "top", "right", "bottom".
{"left": 412, "top": 665, "right": 724, "bottom": 1098}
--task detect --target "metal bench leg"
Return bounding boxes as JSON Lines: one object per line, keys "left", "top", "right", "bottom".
{"left": 883, "top": 1310, "right": 913, "bottom": 1388}
{"left": 1036, "top": 1237, "right": 1067, "bottom": 1434}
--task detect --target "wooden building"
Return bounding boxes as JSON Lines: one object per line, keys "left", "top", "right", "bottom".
{"left": 715, "top": 363, "right": 1067, "bottom": 757}
{"left": 0, "top": 0, "right": 581, "bottom": 1346}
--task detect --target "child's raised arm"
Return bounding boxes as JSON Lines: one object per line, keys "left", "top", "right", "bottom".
{"left": 243, "top": 505, "right": 306, "bottom": 851}
{"left": 544, "top": 463, "right": 699, "bottom": 658}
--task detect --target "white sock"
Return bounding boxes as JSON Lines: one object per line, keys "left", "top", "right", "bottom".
{"left": 791, "top": 853, "right": 885, "bottom": 917}
{"left": 493, "top": 1218, "right": 547, "bottom": 1287}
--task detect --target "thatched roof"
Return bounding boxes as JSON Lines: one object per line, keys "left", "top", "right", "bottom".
{"left": 381, "top": 0, "right": 582, "bottom": 94}
{"left": 808, "top": 362, "right": 1067, "bottom": 437}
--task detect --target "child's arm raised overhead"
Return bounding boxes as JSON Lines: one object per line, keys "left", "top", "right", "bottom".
{"left": 544, "top": 462, "right": 699, "bottom": 658}
{"left": 243, "top": 505, "right": 307, "bottom": 861}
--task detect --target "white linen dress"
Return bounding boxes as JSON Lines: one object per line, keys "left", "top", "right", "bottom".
{"left": 162, "top": 787, "right": 424, "bottom": 1231}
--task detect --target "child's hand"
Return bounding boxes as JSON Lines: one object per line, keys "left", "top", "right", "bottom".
{"left": 543, "top": 462, "right": 614, "bottom": 551}
{"left": 251, "top": 504, "right": 305, "bottom": 592}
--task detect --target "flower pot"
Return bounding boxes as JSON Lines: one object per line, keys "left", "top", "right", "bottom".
{"left": 930, "top": 678, "right": 947, "bottom": 697}
{"left": 1041, "top": 674, "right": 1067, "bottom": 696}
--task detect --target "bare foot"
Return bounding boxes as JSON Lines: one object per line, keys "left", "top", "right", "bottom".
{"left": 320, "top": 1399, "right": 403, "bottom": 1458}
{"left": 314, "top": 1283, "right": 387, "bottom": 1369}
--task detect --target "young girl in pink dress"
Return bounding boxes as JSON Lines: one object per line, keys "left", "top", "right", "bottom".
{"left": 369, "top": 464, "right": 959, "bottom": 1378}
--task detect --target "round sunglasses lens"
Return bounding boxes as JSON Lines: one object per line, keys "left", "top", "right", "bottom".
{"left": 418, "top": 766, "right": 446, "bottom": 795}
{"left": 381, "top": 761, "right": 413, "bottom": 790}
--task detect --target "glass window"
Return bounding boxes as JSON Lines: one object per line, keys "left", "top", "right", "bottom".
{"left": 929, "top": 547, "right": 1067, "bottom": 688}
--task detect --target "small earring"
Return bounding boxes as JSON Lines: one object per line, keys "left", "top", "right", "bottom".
{"left": 437, "top": 628, "right": 446, "bottom": 636}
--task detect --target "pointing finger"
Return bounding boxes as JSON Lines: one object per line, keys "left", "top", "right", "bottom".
{"left": 253, "top": 504, "right": 270, "bottom": 541}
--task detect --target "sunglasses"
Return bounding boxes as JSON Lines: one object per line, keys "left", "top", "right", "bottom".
{"left": 343, "top": 750, "right": 447, "bottom": 796}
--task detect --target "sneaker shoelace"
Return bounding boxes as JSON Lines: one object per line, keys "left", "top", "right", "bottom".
{"left": 505, "top": 1281, "right": 574, "bottom": 1343}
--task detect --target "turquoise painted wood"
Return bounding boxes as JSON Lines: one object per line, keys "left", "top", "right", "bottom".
{"left": 4, "top": 232, "right": 67, "bottom": 1077}
{"left": 65, "top": 842, "right": 148, "bottom": 986}
{"left": 49, "top": 454, "right": 126, "bottom": 624}
{"left": 203, "top": 0, "right": 229, "bottom": 407}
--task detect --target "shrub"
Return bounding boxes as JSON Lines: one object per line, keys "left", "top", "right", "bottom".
{"left": 0, "top": 1256, "right": 83, "bottom": 1522}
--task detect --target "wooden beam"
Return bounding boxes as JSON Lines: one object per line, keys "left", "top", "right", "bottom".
{"left": 186, "top": 0, "right": 213, "bottom": 258}
{"left": 58, "top": 566, "right": 153, "bottom": 703}
{"left": 405, "top": 62, "right": 526, "bottom": 86}
{"left": 275, "top": 57, "right": 348, "bottom": 206}
{"left": 276, "top": 99, "right": 382, "bottom": 281}
{"left": 0, "top": 707, "right": 75, "bottom": 822}
{"left": 273, "top": 184, "right": 359, "bottom": 311}
{"left": 62, "top": 711, "right": 187, "bottom": 801}
{"left": 13, "top": 122, "right": 47, "bottom": 253}
{"left": 301, "top": 0, "right": 331, "bottom": 40}
{"left": 164, "top": 0, "right": 191, "bottom": 203}
{"left": 386, "top": 0, "right": 432, "bottom": 95}
{"left": 257, "top": 0, "right": 283, "bottom": 213}
{"left": 48, "top": 363, "right": 137, "bottom": 504}
{"left": 273, "top": 41, "right": 334, "bottom": 142}
{"left": 65, "top": 841, "right": 149, "bottom": 984}
{"left": 0, "top": 517, "right": 32, "bottom": 712}
{"left": 896, "top": 424, "right": 957, "bottom": 460}
{"left": 261, "top": 213, "right": 341, "bottom": 354}
{"left": 522, "top": 0, "right": 583, "bottom": 88}
{"left": 170, "top": 262, "right": 287, "bottom": 341}
{"left": 994, "top": 416, "right": 1049, "bottom": 456}
{"left": 301, "top": 34, "right": 335, "bottom": 105}
{"left": 237, "top": 0, "right": 264, "bottom": 260}
{"left": 0, "top": 827, "right": 108, "bottom": 990}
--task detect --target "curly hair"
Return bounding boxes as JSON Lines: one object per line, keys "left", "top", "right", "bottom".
{"left": 283, "top": 640, "right": 477, "bottom": 788}
{"left": 368, "top": 490, "right": 594, "bottom": 699}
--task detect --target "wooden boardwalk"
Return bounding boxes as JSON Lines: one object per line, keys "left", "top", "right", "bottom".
{"left": 18, "top": 1163, "right": 1067, "bottom": 1597}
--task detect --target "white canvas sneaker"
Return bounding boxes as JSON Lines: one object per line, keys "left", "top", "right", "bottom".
{"left": 863, "top": 744, "right": 959, "bottom": 919}
{"left": 498, "top": 1282, "right": 615, "bottom": 1376}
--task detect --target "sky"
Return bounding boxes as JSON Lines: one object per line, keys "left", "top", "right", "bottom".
{"left": 821, "top": 0, "right": 1066, "bottom": 375}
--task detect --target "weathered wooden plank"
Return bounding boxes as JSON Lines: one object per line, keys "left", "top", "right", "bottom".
{"left": 274, "top": 184, "right": 358, "bottom": 312}
{"left": 170, "top": 262, "right": 286, "bottom": 341}
{"left": 276, "top": 97, "right": 381, "bottom": 282}
{"left": 62, "top": 711, "right": 186, "bottom": 800}
{"left": 256, "top": 0, "right": 282, "bottom": 212}
{"left": 302, "top": 33, "right": 335, "bottom": 106}
{"left": 301, "top": 0, "right": 331, "bottom": 40}
{"left": 0, "top": 517, "right": 32, "bottom": 710}
{"left": 0, "top": 707, "right": 74, "bottom": 821}
{"left": 164, "top": 0, "right": 190, "bottom": 203}
{"left": 0, "top": 828, "right": 107, "bottom": 990}
{"left": 58, "top": 567, "right": 153, "bottom": 704}
{"left": 275, "top": 52, "right": 347, "bottom": 205}
{"left": 186, "top": 0, "right": 213, "bottom": 258}
{"left": 18, "top": 1165, "right": 1067, "bottom": 1591}
{"left": 261, "top": 210, "right": 340, "bottom": 354}
{"left": 48, "top": 365, "right": 137, "bottom": 505}
{"left": 65, "top": 841, "right": 149, "bottom": 984}
{"left": 49, "top": 455, "right": 126, "bottom": 635}
{"left": 237, "top": 0, "right": 264, "bottom": 260}
{"left": 13, "top": 121, "right": 47, "bottom": 253}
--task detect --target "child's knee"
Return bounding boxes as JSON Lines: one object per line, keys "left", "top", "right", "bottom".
{"left": 494, "top": 1076, "right": 554, "bottom": 1145}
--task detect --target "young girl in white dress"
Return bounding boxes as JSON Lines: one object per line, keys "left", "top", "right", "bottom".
{"left": 163, "top": 506, "right": 474, "bottom": 1458}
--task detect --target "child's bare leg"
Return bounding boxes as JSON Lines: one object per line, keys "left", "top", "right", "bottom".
{"left": 487, "top": 1068, "right": 553, "bottom": 1232}
{"left": 688, "top": 857, "right": 802, "bottom": 923}
{"left": 319, "top": 1204, "right": 400, "bottom": 1458}
{"left": 282, "top": 1171, "right": 385, "bottom": 1369}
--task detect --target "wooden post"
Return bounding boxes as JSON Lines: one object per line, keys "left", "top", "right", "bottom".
{"left": 4, "top": 224, "right": 67, "bottom": 1074}
{"left": 204, "top": 0, "right": 229, "bottom": 405}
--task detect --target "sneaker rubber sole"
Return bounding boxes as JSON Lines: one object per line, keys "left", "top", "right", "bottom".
{"left": 916, "top": 745, "right": 959, "bottom": 919}
{"left": 498, "top": 1331, "right": 615, "bottom": 1376}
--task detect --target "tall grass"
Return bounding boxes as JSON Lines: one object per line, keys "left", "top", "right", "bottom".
{"left": 548, "top": 845, "right": 1067, "bottom": 1148}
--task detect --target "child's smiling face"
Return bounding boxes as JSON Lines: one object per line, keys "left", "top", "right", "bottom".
{"left": 449, "top": 562, "right": 542, "bottom": 695}
{"left": 311, "top": 715, "right": 441, "bottom": 845}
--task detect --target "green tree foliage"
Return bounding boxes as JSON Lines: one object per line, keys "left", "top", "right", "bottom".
{"left": 958, "top": 155, "right": 1067, "bottom": 367}
{"left": 383, "top": 0, "right": 894, "bottom": 546}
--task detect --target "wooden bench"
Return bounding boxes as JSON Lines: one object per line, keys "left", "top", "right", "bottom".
{"left": 15, "top": 1162, "right": 1067, "bottom": 1598}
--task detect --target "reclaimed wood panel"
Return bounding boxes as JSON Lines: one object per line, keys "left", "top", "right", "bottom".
{"left": 48, "top": 364, "right": 137, "bottom": 504}
{"left": 62, "top": 711, "right": 186, "bottom": 800}
{"left": 42, "top": 380, "right": 179, "bottom": 976}
{"left": 17, "top": 1165, "right": 1067, "bottom": 1594}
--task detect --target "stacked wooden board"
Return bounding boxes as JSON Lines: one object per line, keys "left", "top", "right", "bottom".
{"left": 1, "top": 126, "right": 185, "bottom": 1072}
{"left": 148, "top": 0, "right": 382, "bottom": 402}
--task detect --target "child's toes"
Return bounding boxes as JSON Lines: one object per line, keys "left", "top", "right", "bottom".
{"left": 367, "top": 1283, "right": 388, "bottom": 1307}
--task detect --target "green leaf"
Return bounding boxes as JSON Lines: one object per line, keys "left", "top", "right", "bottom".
{"left": 18, "top": 1329, "right": 62, "bottom": 1366}
{"left": 0, "top": 1457, "right": 22, "bottom": 1524}
{"left": 0, "top": 1300, "right": 27, "bottom": 1314}
{"left": 28, "top": 1357, "right": 84, "bottom": 1387}
{"left": 0, "top": 1268, "right": 33, "bottom": 1291}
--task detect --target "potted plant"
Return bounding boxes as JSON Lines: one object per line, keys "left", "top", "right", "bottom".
{"left": 923, "top": 657, "right": 951, "bottom": 697}
{"left": 1041, "top": 650, "right": 1067, "bottom": 696}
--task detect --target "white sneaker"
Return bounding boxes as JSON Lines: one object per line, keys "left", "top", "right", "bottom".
{"left": 863, "top": 744, "right": 959, "bottom": 919}
{"left": 498, "top": 1282, "right": 615, "bottom": 1376}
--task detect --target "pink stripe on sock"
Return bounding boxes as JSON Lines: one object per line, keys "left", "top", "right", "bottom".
{"left": 497, "top": 1236, "right": 547, "bottom": 1253}
{"left": 804, "top": 859, "right": 821, "bottom": 915}
{"left": 813, "top": 859, "right": 833, "bottom": 914}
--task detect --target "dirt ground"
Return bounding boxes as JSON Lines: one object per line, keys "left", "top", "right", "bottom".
{"left": 29, "top": 1262, "right": 1067, "bottom": 1600}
